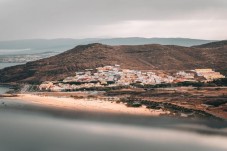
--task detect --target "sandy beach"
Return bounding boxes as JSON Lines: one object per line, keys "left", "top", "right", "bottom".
{"left": 3, "top": 94, "right": 167, "bottom": 116}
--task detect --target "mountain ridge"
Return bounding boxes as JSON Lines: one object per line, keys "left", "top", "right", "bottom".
{"left": 0, "top": 37, "right": 214, "bottom": 51}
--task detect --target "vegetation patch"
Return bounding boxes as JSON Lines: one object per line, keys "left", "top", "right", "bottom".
{"left": 204, "top": 99, "right": 227, "bottom": 107}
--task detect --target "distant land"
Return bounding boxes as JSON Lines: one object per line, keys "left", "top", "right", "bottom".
{"left": 0, "top": 37, "right": 215, "bottom": 55}
{"left": 0, "top": 40, "right": 226, "bottom": 84}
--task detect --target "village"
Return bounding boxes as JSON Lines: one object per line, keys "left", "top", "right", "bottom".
{"left": 39, "top": 65, "right": 225, "bottom": 92}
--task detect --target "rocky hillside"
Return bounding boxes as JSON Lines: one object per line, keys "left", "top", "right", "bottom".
{"left": 0, "top": 42, "right": 227, "bottom": 84}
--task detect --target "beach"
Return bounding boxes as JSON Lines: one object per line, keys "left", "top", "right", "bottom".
{"left": 2, "top": 93, "right": 167, "bottom": 116}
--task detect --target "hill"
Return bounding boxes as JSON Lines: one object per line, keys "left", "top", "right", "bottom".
{"left": 0, "top": 42, "right": 227, "bottom": 84}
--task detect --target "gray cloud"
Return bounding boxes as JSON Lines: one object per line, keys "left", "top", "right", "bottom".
{"left": 0, "top": 0, "right": 227, "bottom": 40}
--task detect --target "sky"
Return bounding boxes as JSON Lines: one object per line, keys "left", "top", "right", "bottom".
{"left": 0, "top": 0, "right": 227, "bottom": 41}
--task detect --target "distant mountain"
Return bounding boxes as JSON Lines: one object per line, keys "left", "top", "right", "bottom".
{"left": 97, "top": 37, "right": 214, "bottom": 47}
{"left": 1, "top": 41, "right": 227, "bottom": 84}
{"left": 0, "top": 38, "right": 214, "bottom": 55}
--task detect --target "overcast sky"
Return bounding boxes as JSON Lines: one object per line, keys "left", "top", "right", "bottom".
{"left": 0, "top": 0, "right": 227, "bottom": 40}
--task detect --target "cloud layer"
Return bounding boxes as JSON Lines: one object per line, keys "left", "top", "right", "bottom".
{"left": 0, "top": 0, "right": 227, "bottom": 40}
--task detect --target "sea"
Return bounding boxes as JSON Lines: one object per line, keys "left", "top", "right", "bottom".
{"left": 0, "top": 62, "right": 23, "bottom": 70}
{"left": 0, "top": 63, "right": 227, "bottom": 151}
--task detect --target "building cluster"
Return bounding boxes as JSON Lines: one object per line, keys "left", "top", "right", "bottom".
{"left": 194, "top": 69, "right": 225, "bottom": 81}
{"left": 174, "top": 69, "right": 225, "bottom": 82}
{"left": 39, "top": 65, "right": 225, "bottom": 92}
{"left": 63, "top": 65, "right": 175, "bottom": 85}
{"left": 174, "top": 71, "right": 196, "bottom": 82}
{"left": 39, "top": 81, "right": 106, "bottom": 92}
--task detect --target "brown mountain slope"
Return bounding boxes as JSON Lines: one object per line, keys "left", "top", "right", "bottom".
{"left": 0, "top": 43, "right": 227, "bottom": 84}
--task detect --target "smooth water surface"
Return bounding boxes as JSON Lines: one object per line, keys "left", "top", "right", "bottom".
{"left": 0, "top": 108, "right": 226, "bottom": 151}
{"left": 0, "top": 86, "right": 10, "bottom": 94}
{"left": 0, "top": 62, "right": 22, "bottom": 69}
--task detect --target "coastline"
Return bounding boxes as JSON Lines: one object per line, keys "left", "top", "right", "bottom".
{"left": 2, "top": 93, "right": 168, "bottom": 116}
{"left": 1, "top": 84, "right": 226, "bottom": 120}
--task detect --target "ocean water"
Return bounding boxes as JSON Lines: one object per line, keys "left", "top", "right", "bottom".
{"left": 0, "top": 62, "right": 23, "bottom": 70}
{"left": 0, "top": 49, "right": 31, "bottom": 55}
{"left": 0, "top": 109, "right": 226, "bottom": 151}
{"left": 0, "top": 86, "right": 10, "bottom": 94}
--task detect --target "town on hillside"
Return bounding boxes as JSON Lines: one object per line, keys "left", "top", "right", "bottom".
{"left": 39, "top": 65, "right": 225, "bottom": 92}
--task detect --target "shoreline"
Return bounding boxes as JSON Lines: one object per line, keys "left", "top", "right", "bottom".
{"left": 1, "top": 84, "right": 226, "bottom": 120}
{"left": 1, "top": 93, "right": 168, "bottom": 117}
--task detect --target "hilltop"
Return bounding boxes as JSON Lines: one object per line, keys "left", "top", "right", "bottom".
{"left": 0, "top": 41, "right": 227, "bottom": 84}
